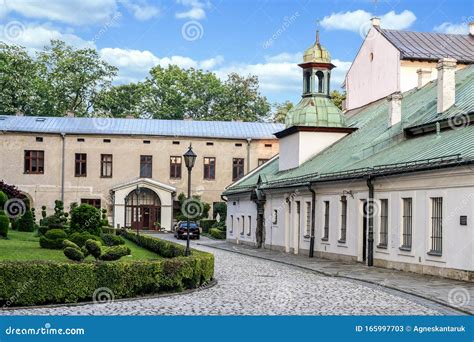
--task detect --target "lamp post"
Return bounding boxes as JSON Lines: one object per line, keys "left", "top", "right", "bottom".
{"left": 183, "top": 144, "right": 197, "bottom": 256}
{"left": 135, "top": 185, "right": 141, "bottom": 236}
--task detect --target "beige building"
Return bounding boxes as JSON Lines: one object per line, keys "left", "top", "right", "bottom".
{"left": 0, "top": 116, "right": 282, "bottom": 230}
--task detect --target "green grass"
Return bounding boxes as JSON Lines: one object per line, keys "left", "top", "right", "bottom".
{"left": 0, "top": 230, "right": 162, "bottom": 262}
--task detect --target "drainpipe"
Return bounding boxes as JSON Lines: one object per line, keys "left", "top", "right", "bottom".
{"left": 367, "top": 177, "right": 374, "bottom": 267}
{"left": 246, "top": 138, "right": 252, "bottom": 173}
{"left": 60, "top": 133, "right": 66, "bottom": 203}
{"left": 308, "top": 185, "right": 316, "bottom": 258}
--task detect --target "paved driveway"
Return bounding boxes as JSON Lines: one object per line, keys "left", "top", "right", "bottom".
{"left": 1, "top": 234, "right": 460, "bottom": 315}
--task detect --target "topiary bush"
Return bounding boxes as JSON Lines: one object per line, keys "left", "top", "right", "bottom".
{"left": 63, "top": 247, "right": 84, "bottom": 262}
{"left": 62, "top": 239, "right": 80, "bottom": 250}
{"left": 84, "top": 239, "right": 102, "bottom": 260}
{"left": 99, "top": 245, "right": 131, "bottom": 261}
{"left": 121, "top": 230, "right": 186, "bottom": 258}
{"left": 17, "top": 210, "right": 35, "bottom": 232}
{"left": 39, "top": 229, "right": 67, "bottom": 249}
{"left": 0, "top": 213, "right": 9, "bottom": 238}
{"left": 38, "top": 225, "right": 49, "bottom": 236}
{"left": 0, "top": 191, "right": 8, "bottom": 208}
{"left": 199, "top": 219, "right": 217, "bottom": 233}
{"left": 70, "top": 204, "right": 101, "bottom": 236}
{"left": 45, "top": 229, "right": 67, "bottom": 240}
{"left": 69, "top": 232, "right": 102, "bottom": 247}
{"left": 101, "top": 233, "right": 125, "bottom": 246}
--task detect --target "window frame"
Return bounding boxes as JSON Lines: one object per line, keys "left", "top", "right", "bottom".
{"left": 81, "top": 198, "right": 101, "bottom": 209}
{"left": 75, "top": 153, "right": 87, "bottom": 177}
{"left": 247, "top": 215, "right": 252, "bottom": 236}
{"left": 339, "top": 196, "right": 347, "bottom": 243}
{"left": 429, "top": 197, "right": 443, "bottom": 255}
{"left": 100, "top": 154, "right": 113, "bottom": 178}
{"left": 169, "top": 156, "right": 182, "bottom": 179}
{"left": 400, "top": 198, "right": 413, "bottom": 250}
{"left": 203, "top": 157, "right": 216, "bottom": 180}
{"left": 140, "top": 155, "right": 153, "bottom": 178}
{"left": 24, "top": 150, "right": 45, "bottom": 174}
{"left": 322, "top": 201, "right": 329, "bottom": 240}
{"left": 232, "top": 158, "right": 245, "bottom": 181}
{"left": 378, "top": 199, "right": 388, "bottom": 248}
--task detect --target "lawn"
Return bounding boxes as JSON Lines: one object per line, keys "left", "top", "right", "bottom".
{"left": 0, "top": 230, "right": 162, "bottom": 262}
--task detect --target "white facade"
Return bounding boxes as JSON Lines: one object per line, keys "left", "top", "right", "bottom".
{"left": 226, "top": 167, "right": 474, "bottom": 281}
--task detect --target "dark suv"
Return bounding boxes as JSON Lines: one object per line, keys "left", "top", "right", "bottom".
{"left": 174, "top": 221, "right": 200, "bottom": 240}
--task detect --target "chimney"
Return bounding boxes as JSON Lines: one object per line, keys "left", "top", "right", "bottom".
{"left": 387, "top": 92, "right": 402, "bottom": 127}
{"left": 65, "top": 110, "right": 75, "bottom": 117}
{"left": 436, "top": 58, "right": 457, "bottom": 113}
{"left": 469, "top": 22, "right": 474, "bottom": 36}
{"left": 371, "top": 17, "right": 381, "bottom": 27}
{"left": 417, "top": 68, "right": 432, "bottom": 88}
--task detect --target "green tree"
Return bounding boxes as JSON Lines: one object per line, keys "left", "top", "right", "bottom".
{"left": 94, "top": 83, "right": 146, "bottom": 118}
{"left": 272, "top": 101, "right": 294, "bottom": 123}
{"left": 330, "top": 90, "right": 346, "bottom": 110}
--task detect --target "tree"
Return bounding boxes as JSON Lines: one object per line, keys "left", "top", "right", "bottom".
{"left": 330, "top": 90, "right": 346, "bottom": 110}
{"left": 94, "top": 83, "right": 146, "bottom": 118}
{"left": 272, "top": 101, "right": 294, "bottom": 123}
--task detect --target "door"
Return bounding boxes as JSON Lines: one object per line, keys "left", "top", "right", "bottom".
{"left": 143, "top": 207, "right": 151, "bottom": 229}
{"left": 362, "top": 200, "right": 368, "bottom": 262}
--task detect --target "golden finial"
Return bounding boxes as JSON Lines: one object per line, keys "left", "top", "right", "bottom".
{"left": 316, "top": 30, "right": 320, "bottom": 46}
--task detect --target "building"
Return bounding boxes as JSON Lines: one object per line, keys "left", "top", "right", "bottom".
{"left": 0, "top": 116, "right": 282, "bottom": 230}
{"left": 344, "top": 19, "right": 474, "bottom": 110}
{"left": 223, "top": 33, "right": 474, "bottom": 281}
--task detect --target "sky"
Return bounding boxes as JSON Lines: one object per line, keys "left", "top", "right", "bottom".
{"left": 0, "top": 0, "right": 472, "bottom": 104}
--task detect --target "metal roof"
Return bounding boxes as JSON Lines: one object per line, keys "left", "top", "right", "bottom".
{"left": 0, "top": 116, "right": 284, "bottom": 140}
{"left": 377, "top": 27, "right": 474, "bottom": 64}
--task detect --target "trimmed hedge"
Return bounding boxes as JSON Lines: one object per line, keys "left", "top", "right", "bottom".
{"left": 101, "top": 226, "right": 116, "bottom": 235}
{"left": 69, "top": 232, "right": 102, "bottom": 247}
{"left": 99, "top": 245, "right": 131, "bottom": 261}
{"left": 209, "top": 228, "right": 226, "bottom": 240}
{"left": 64, "top": 247, "right": 84, "bottom": 262}
{"left": 101, "top": 233, "right": 125, "bottom": 246}
{"left": 199, "top": 219, "right": 216, "bottom": 233}
{"left": 0, "top": 238, "right": 214, "bottom": 306}
{"left": 121, "top": 230, "right": 186, "bottom": 258}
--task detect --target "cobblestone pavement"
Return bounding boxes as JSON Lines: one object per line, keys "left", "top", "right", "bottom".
{"left": 1, "top": 235, "right": 461, "bottom": 316}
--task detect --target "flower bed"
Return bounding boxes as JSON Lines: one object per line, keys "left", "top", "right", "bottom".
{"left": 0, "top": 232, "right": 214, "bottom": 306}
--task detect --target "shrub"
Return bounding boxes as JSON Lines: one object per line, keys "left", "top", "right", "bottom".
{"left": 18, "top": 210, "right": 35, "bottom": 232}
{"left": 101, "top": 233, "right": 125, "bottom": 246}
{"left": 63, "top": 239, "right": 80, "bottom": 250}
{"left": 213, "top": 202, "right": 227, "bottom": 222}
{"left": 10, "top": 218, "right": 19, "bottom": 231}
{"left": 81, "top": 246, "right": 90, "bottom": 258}
{"left": 0, "top": 191, "right": 7, "bottom": 208}
{"left": 69, "top": 232, "right": 102, "bottom": 247}
{"left": 200, "top": 219, "right": 216, "bottom": 233}
{"left": 85, "top": 239, "right": 102, "bottom": 260}
{"left": 45, "top": 229, "right": 67, "bottom": 240}
{"left": 0, "top": 214, "right": 9, "bottom": 238}
{"left": 121, "top": 230, "right": 186, "bottom": 258}
{"left": 209, "top": 228, "right": 226, "bottom": 240}
{"left": 70, "top": 204, "right": 101, "bottom": 236}
{"left": 38, "top": 225, "right": 49, "bottom": 236}
{"left": 101, "top": 226, "right": 116, "bottom": 235}
{"left": 64, "top": 247, "right": 84, "bottom": 262}
{"left": 99, "top": 245, "right": 131, "bottom": 261}
{"left": 39, "top": 236, "right": 65, "bottom": 249}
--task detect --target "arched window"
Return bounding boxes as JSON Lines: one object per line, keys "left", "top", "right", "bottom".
{"left": 125, "top": 187, "right": 161, "bottom": 230}
{"left": 316, "top": 71, "right": 324, "bottom": 93}
{"left": 304, "top": 71, "right": 311, "bottom": 93}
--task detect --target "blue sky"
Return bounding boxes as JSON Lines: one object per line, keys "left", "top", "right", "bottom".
{"left": 0, "top": 0, "right": 472, "bottom": 104}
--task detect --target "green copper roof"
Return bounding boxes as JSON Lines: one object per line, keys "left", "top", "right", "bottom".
{"left": 224, "top": 65, "right": 474, "bottom": 195}
{"left": 302, "top": 31, "right": 331, "bottom": 64}
{"left": 284, "top": 96, "right": 347, "bottom": 128}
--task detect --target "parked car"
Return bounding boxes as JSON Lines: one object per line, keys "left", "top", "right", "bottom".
{"left": 174, "top": 221, "right": 200, "bottom": 240}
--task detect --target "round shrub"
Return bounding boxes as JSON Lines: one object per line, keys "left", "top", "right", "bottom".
{"left": 101, "top": 233, "right": 125, "bottom": 246}
{"left": 39, "top": 236, "right": 65, "bottom": 249}
{"left": 38, "top": 225, "right": 49, "bottom": 236}
{"left": 63, "top": 239, "right": 80, "bottom": 250}
{"left": 64, "top": 247, "right": 84, "bottom": 262}
{"left": 69, "top": 232, "right": 102, "bottom": 247}
{"left": 81, "top": 246, "right": 90, "bottom": 258}
{"left": 70, "top": 204, "right": 101, "bottom": 236}
{"left": 0, "top": 191, "right": 7, "bottom": 208}
{"left": 45, "top": 229, "right": 67, "bottom": 240}
{"left": 0, "top": 214, "right": 9, "bottom": 238}
{"left": 85, "top": 239, "right": 102, "bottom": 260}
{"left": 100, "top": 245, "right": 131, "bottom": 261}
{"left": 18, "top": 210, "right": 35, "bottom": 232}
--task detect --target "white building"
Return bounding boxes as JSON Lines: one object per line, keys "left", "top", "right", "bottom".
{"left": 223, "top": 33, "right": 474, "bottom": 282}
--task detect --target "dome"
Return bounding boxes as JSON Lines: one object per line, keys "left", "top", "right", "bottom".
{"left": 284, "top": 96, "right": 346, "bottom": 128}
{"left": 302, "top": 31, "right": 331, "bottom": 63}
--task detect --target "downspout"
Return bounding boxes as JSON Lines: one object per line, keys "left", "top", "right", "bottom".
{"left": 60, "top": 133, "right": 66, "bottom": 203}
{"left": 367, "top": 177, "right": 374, "bottom": 267}
{"left": 246, "top": 138, "right": 252, "bottom": 173}
{"left": 308, "top": 185, "right": 316, "bottom": 258}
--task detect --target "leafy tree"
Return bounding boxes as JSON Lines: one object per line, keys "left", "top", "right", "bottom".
{"left": 70, "top": 204, "right": 101, "bottom": 236}
{"left": 94, "top": 83, "right": 146, "bottom": 118}
{"left": 330, "top": 90, "right": 346, "bottom": 110}
{"left": 272, "top": 101, "right": 294, "bottom": 123}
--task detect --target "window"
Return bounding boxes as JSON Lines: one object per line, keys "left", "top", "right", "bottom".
{"left": 232, "top": 158, "right": 244, "bottom": 181}
{"left": 323, "top": 201, "right": 329, "bottom": 240}
{"left": 169, "top": 156, "right": 182, "bottom": 179}
{"left": 430, "top": 197, "right": 443, "bottom": 255}
{"left": 241, "top": 215, "right": 245, "bottom": 235}
{"left": 247, "top": 215, "right": 251, "bottom": 236}
{"left": 140, "top": 155, "right": 152, "bottom": 178}
{"left": 24, "top": 150, "right": 44, "bottom": 174}
{"left": 401, "top": 198, "right": 413, "bottom": 250}
{"left": 36, "top": 137, "right": 43, "bottom": 142}
{"left": 81, "top": 198, "right": 101, "bottom": 209}
{"left": 258, "top": 159, "right": 269, "bottom": 166}
{"left": 143, "top": 140, "right": 150, "bottom": 144}
{"left": 340, "top": 196, "right": 347, "bottom": 242}
{"left": 103, "top": 139, "right": 111, "bottom": 143}
{"left": 230, "top": 215, "right": 233, "bottom": 233}
{"left": 304, "top": 71, "right": 311, "bottom": 93}
{"left": 272, "top": 209, "right": 278, "bottom": 225}
{"left": 379, "top": 199, "right": 388, "bottom": 247}
{"left": 75, "top": 153, "right": 87, "bottom": 177}
{"left": 204, "top": 157, "right": 216, "bottom": 180}
{"left": 305, "top": 202, "right": 311, "bottom": 237}
{"left": 206, "top": 142, "right": 214, "bottom": 146}
{"left": 100, "top": 154, "right": 113, "bottom": 178}
{"left": 316, "top": 71, "right": 324, "bottom": 93}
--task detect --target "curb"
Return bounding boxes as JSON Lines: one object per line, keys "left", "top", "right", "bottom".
{"left": 1, "top": 279, "right": 218, "bottom": 312}
{"left": 198, "top": 243, "right": 471, "bottom": 315}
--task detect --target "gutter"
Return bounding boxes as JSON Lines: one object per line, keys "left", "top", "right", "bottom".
{"left": 366, "top": 177, "right": 374, "bottom": 267}
{"left": 308, "top": 185, "right": 316, "bottom": 258}
{"left": 60, "top": 133, "right": 66, "bottom": 203}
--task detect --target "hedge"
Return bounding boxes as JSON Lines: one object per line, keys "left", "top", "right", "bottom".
{"left": 0, "top": 253, "right": 214, "bottom": 306}
{"left": 199, "top": 219, "right": 216, "bottom": 233}
{"left": 121, "top": 230, "right": 186, "bottom": 258}
{"left": 101, "top": 226, "right": 116, "bottom": 235}
{"left": 209, "top": 228, "right": 226, "bottom": 240}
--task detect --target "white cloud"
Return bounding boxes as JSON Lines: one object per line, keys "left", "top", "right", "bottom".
{"left": 120, "top": 0, "right": 160, "bottom": 21}
{"left": 175, "top": 0, "right": 207, "bottom": 20}
{"left": 0, "top": 0, "right": 119, "bottom": 25}
{"left": 0, "top": 22, "right": 95, "bottom": 51}
{"left": 321, "top": 9, "right": 416, "bottom": 32}
{"left": 433, "top": 22, "right": 468, "bottom": 34}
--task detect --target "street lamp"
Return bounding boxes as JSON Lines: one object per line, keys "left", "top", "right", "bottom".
{"left": 135, "top": 185, "right": 141, "bottom": 236}
{"left": 183, "top": 144, "right": 197, "bottom": 256}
